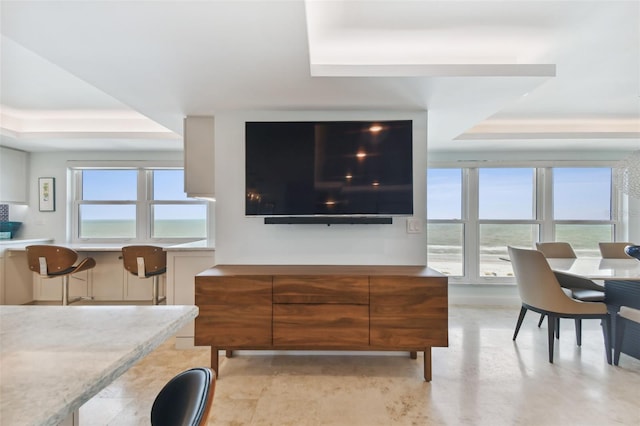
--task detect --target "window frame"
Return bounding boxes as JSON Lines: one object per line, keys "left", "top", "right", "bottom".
{"left": 427, "top": 161, "right": 623, "bottom": 285}
{"left": 69, "top": 161, "right": 209, "bottom": 244}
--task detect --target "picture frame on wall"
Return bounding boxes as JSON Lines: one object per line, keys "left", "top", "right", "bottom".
{"left": 39, "top": 177, "right": 55, "bottom": 212}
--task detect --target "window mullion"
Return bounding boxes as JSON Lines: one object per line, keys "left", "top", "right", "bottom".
{"left": 137, "top": 169, "right": 149, "bottom": 240}
{"left": 465, "top": 168, "right": 479, "bottom": 281}
{"left": 540, "top": 167, "right": 554, "bottom": 242}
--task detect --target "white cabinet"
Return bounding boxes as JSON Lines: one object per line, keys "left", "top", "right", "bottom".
{"left": 34, "top": 271, "right": 89, "bottom": 301}
{"left": 184, "top": 116, "right": 215, "bottom": 199}
{"left": 2, "top": 240, "right": 52, "bottom": 305}
{"left": 166, "top": 248, "right": 215, "bottom": 348}
{"left": 0, "top": 251, "right": 4, "bottom": 305}
{"left": 124, "top": 272, "right": 161, "bottom": 301}
{"left": 0, "top": 147, "right": 28, "bottom": 204}
{"left": 89, "top": 252, "right": 125, "bottom": 300}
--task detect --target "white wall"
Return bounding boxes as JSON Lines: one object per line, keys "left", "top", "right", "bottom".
{"left": 213, "top": 110, "right": 428, "bottom": 265}
{"left": 18, "top": 150, "right": 182, "bottom": 242}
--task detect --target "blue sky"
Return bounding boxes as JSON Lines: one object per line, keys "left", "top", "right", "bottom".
{"left": 427, "top": 167, "right": 611, "bottom": 220}
{"left": 82, "top": 167, "right": 612, "bottom": 221}
{"left": 82, "top": 170, "right": 204, "bottom": 220}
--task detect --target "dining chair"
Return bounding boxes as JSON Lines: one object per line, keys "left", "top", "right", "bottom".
{"left": 599, "top": 242, "right": 634, "bottom": 259}
{"left": 535, "top": 241, "right": 577, "bottom": 258}
{"left": 534, "top": 241, "right": 605, "bottom": 328}
{"left": 613, "top": 306, "right": 640, "bottom": 366}
{"left": 122, "top": 245, "right": 167, "bottom": 305}
{"left": 25, "top": 245, "right": 96, "bottom": 305}
{"left": 509, "top": 246, "right": 612, "bottom": 364}
{"left": 151, "top": 367, "right": 216, "bottom": 426}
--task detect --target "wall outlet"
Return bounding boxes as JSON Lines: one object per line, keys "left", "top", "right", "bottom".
{"left": 406, "top": 218, "right": 423, "bottom": 234}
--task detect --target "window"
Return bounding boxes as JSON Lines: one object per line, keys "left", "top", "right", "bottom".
{"left": 478, "top": 168, "right": 534, "bottom": 220}
{"left": 552, "top": 168, "right": 613, "bottom": 257}
{"left": 151, "top": 170, "right": 207, "bottom": 239}
{"left": 427, "top": 164, "right": 620, "bottom": 284}
{"left": 427, "top": 169, "right": 464, "bottom": 276}
{"left": 72, "top": 166, "right": 208, "bottom": 242}
{"left": 478, "top": 168, "right": 537, "bottom": 277}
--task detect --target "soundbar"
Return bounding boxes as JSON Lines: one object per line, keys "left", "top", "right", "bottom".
{"left": 264, "top": 216, "right": 393, "bottom": 225}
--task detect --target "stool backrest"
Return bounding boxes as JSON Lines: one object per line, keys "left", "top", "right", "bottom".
{"left": 122, "top": 245, "right": 166, "bottom": 277}
{"left": 26, "top": 245, "right": 78, "bottom": 275}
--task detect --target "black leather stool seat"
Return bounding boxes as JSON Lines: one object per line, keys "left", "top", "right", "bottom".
{"left": 151, "top": 367, "right": 216, "bottom": 426}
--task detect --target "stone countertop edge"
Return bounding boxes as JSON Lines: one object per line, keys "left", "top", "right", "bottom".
{"left": 2, "top": 239, "right": 215, "bottom": 251}
{"left": 0, "top": 305, "right": 199, "bottom": 426}
{"left": 0, "top": 238, "right": 53, "bottom": 246}
{"left": 163, "top": 239, "right": 215, "bottom": 251}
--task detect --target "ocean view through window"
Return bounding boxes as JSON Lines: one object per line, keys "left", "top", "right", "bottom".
{"left": 72, "top": 167, "right": 208, "bottom": 242}
{"left": 427, "top": 165, "right": 620, "bottom": 284}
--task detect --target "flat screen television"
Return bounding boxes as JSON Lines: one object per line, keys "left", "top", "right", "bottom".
{"left": 245, "top": 120, "right": 413, "bottom": 216}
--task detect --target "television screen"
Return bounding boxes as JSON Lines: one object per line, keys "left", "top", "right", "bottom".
{"left": 245, "top": 120, "right": 413, "bottom": 216}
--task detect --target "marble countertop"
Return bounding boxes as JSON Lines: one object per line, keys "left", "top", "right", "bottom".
{"left": 164, "top": 239, "right": 215, "bottom": 251}
{"left": 3, "top": 239, "right": 214, "bottom": 252}
{"left": 0, "top": 238, "right": 53, "bottom": 247}
{"left": 0, "top": 305, "right": 198, "bottom": 426}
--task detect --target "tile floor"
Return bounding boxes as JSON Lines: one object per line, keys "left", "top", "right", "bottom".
{"left": 80, "top": 305, "right": 640, "bottom": 425}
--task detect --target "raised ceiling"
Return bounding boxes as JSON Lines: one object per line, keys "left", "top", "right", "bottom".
{"left": 0, "top": 0, "right": 638, "bottom": 153}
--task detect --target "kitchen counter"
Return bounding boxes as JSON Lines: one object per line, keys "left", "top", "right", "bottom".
{"left": 0, "top": 304, "right": 198, "bottom": 426}
{"left": 0, "top": 238, "right": 53, "bottom": 248}
{"left": 3, "top": 239, "right": 214, "bottom": 252}
{"left": 164, "top": 239, "right": 215, "bottom": 251}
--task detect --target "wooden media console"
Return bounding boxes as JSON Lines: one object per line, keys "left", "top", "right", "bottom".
{"left": 195, "top": 265, "right": 448, "bottom": 381}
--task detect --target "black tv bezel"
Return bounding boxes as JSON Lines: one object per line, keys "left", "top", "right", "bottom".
{"left": 244, "top": 119, "right": 414, "bottom": 219}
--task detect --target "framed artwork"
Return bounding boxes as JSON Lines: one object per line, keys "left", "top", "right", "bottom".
{"left": 39, "top": 177, "right": 55, "bottom": 212}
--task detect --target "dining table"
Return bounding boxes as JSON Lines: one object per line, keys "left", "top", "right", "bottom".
{"left": 547, "top": 257, "right": 640, "bottom": 360}
{"left": 0, "top": 304, "right": 198, "bottom": 426}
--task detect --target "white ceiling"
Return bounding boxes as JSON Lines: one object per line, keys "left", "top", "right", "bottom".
{"left": 0, "top": 0, "right": 638, "bottom": 153}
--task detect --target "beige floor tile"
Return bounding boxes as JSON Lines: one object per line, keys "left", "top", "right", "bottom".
{"left": 80, "top": 305, "right": 640, "bottom": 426}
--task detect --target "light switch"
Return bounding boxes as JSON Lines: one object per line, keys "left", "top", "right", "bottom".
{"left": 406, "top": 218, "right": 423, "bottom": 234}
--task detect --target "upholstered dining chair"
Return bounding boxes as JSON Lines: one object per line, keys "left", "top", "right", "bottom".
{"left": 122, "top": 245, "right": 167, "bottom": 305}
{"left": 509, "top": 246, "right": 612, "bottom": 364}
{"left": 25, "top": 245, "right": 96, "bottom": 305}
{"left": 534, "top": 241, "right": 605, "bottom": 328}
{"left": 535, "top": 241, "right": 577, "bottom": 258}
{"left": 151, "top": 367, "right": 216, "bottom": 426}
{"left": 613, "top": 306, "right": 640, "bottom": 366}
{"left": 599, "top": 242, "right": 634, "bottom": 259}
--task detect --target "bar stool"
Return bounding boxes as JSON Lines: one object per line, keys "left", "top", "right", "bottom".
{"left": 25, "top": 245, "right": 96, "bottom": 305}
{"left": 122, "top": 245, "right": 167, "bottom": 305}
{"left": 151, "top": 367, "right": 216, "bottom": 426}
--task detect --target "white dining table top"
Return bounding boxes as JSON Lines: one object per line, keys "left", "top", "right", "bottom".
{"left": 547, "top": 257, "right": 640, "bottom": 281}
{"left": 0, "top": 305, "right": 198, "bottom": 426}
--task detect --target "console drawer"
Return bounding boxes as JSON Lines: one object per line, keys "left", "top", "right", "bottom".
{"left": 273, "top": 275, "right": 368, "bottom": 304}
{"left": 273, "top": 304, "right": 369, "bottom": 347}
{"left": 195, "top": 275, "right": 272, "bottom": 347}
{"left": 370, "top": 276, "right": 448, "bottom": 347}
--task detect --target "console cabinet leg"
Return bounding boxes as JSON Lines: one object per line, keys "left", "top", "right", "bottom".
{"left": 211, "top": 347, "right": 219, "bottom": 377}
{"left": 424, "top": 348, "right": 432, "bottom": 382}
